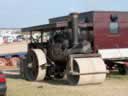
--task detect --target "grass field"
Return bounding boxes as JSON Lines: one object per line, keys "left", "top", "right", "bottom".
{"left": 6, "top": 72, "right": 128, "bottom": 96}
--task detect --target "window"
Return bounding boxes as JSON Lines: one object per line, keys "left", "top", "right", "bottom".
{"left": 109, "top": 22, "right": 119, "bottom": 33}
{"left": 84, "top": 17, "right": 90, "bottom": 23}
{"left": 109, "top": 15, "right": 119, "bottom": 34}
{"left": 43, "top": 32, "right": 50, "bottom": 42}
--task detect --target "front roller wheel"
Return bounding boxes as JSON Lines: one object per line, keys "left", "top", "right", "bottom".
{"left": 67, "top": 57, "right": 107, "bottom": 85}
{"left": 24, "top": 49, "right": 47, "bottom": 81}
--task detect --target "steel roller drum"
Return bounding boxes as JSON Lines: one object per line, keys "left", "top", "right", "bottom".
{"left": 67, "top": 57, "right": 107, "bottom": 85}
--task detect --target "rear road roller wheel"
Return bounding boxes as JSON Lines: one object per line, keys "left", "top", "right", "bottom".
{"left": 24, "top": 49, "right": 47, "bottom": 81}
{"left": 19, "top": 58, "right": 26, "bottom": 78}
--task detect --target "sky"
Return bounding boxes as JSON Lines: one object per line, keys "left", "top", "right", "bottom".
{"left": 0, "top": 0, "right": 128, "bottom": 28}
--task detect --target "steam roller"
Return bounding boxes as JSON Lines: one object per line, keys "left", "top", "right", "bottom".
{"left": 21, "top": 12, "right": 107, "bottom": 85}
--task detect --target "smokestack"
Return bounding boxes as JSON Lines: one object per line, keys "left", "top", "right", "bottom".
{"left": 70, "top": 12, "right": 79, "bottom": 46}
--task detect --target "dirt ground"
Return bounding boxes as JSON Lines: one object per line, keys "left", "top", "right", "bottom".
{"left": 5, "top": 72, "right": 128, "bottom": 96}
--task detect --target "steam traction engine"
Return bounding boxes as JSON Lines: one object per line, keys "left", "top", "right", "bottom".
{"left": 21, "top": 13, "right": 107, "bottom": 85}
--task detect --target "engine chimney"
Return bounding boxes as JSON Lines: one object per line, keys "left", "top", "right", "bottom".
{"left": 70, "top": 13, "right": 79, "bottom": 46}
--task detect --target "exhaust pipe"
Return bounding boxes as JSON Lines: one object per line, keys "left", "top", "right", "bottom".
{"left": 70, "top": 13, "right": 79, "bottom": 46}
